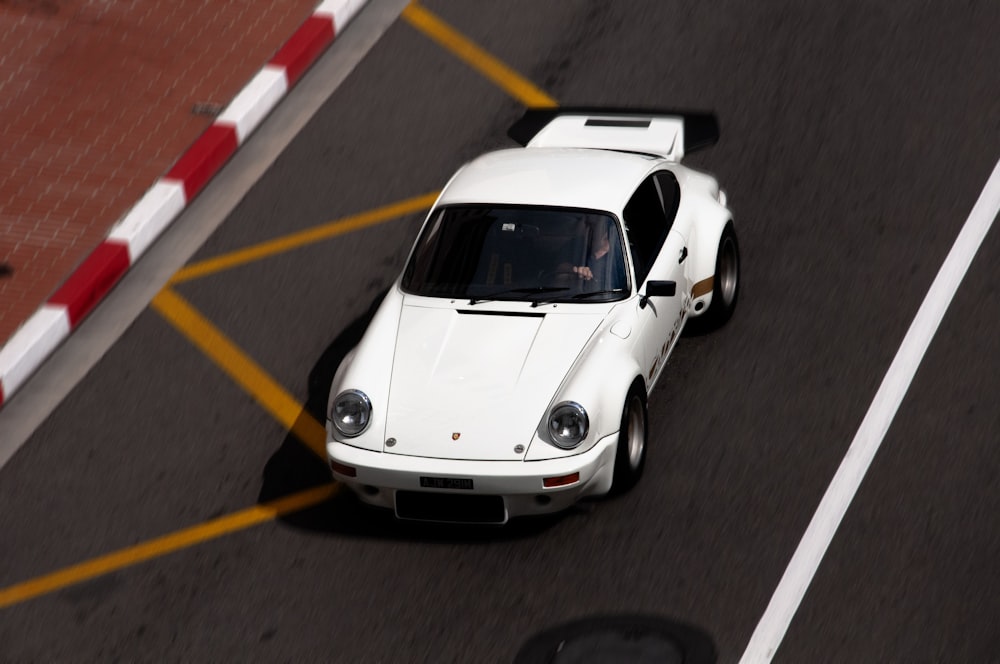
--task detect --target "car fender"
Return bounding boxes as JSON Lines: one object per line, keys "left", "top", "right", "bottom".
{"left": 326, "top": 286, "right": 405, "bottom": 452}
{"left": 525, "top": 303, "right": 645, "bottom": 461}
{"left": 679, "top": 169, "right": 733, "bottom": 316}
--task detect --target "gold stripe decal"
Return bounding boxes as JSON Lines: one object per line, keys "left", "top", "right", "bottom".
{"left": 691, "top": 277, "right": 714, "bottom": 299}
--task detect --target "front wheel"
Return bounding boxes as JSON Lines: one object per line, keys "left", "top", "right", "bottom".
{"left": 611, "top": 383, "right": 648, "bottom": 494}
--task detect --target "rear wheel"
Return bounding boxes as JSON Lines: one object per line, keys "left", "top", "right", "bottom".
{"left": 611, "top": 383, "right": 647, "bottom": 494}
{"left": 703, "top": 222, "right": 739, "bottom": 327}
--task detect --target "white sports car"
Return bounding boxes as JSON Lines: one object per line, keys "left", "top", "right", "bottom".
{"left": 326, "top": 108, "right": 738, "bottom": 524}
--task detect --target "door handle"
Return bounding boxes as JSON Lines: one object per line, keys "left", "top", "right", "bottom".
{"left": 679, "top": 247, "right": 688, "bottom": 263}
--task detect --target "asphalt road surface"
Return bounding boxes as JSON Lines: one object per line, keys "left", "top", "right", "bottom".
{"left": 2, "top": 1, "right": 999, "bottom": 662}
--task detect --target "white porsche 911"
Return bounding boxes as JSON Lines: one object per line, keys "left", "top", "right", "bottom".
{"left": 326, "top": 108, "right": 738, "bottom": 524}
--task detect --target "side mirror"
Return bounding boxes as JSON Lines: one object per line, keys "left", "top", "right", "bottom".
{"left": 646, "top": 280, "right": 676, "bottom": 297}
{"left": 639, "top": 280, "right": 676, "bottom": 309}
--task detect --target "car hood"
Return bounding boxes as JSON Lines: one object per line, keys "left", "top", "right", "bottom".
{"left": 384, "top": 303, "right": 605, "bottom": 460}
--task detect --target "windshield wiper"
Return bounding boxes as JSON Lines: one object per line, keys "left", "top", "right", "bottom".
{"left": 532, "top": 288, "right": 625, "bottom": 307}
{"left": 570, "top": 289, "right": 626, "bottom": 300}
{"left": 468, "top": 286, "right": 568, "bottom": 305}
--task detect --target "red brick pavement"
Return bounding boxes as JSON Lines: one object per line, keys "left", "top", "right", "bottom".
{"left": 0, "top": 0, "right": 322, "bottom": 347}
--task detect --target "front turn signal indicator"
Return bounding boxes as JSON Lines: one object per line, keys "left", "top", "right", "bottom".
{"left": 543, "top": 472, "right": 580, "bottom": 488}
{"left": 330, "top": 460, "right": 357, "bottom": 478}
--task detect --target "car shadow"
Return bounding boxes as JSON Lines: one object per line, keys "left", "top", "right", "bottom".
{"left": 682, "top": 310, "right": 728, "bottom": 338}
{"left": 514, "top": 613, "right": 717, "bottom": 664}
{"left": 256, "top": 289, "right": 574, "bottom": 543}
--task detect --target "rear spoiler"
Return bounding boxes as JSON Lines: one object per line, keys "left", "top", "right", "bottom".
{"left": 507, "top": 107, "right": 719, "bottom": 161}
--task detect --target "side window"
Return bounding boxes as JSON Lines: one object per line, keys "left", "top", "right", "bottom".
{"left": 654, "top": 171, "right": 681, "bottom": 226}
{"left": 622, "top": 174, "right": 670, "bottom": 285}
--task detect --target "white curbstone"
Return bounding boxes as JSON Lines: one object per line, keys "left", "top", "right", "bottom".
{"left": 0, "top": 306, "right": 71, "bottom": 399}
{"left": 217, "top": 66, "right": 291, "bottom": 145}
{"left": 108, "top": 181, "right": 188, "bottom": 262}
{"left": 316, "top": 0, "right": 366, "bottom": 32}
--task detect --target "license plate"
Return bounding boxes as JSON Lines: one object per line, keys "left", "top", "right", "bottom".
{"left": 419, "top": 476, "right": 474, "bottom": 490}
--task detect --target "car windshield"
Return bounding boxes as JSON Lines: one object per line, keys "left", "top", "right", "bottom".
{"left": 401, "top": 205, "right": 629, "bottom": 303}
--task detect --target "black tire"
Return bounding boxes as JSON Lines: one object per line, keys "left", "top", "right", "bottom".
{"left": 611, "top": 382, "right": 648, "bottom": 494}
{"left": 702, "top": 221, "right": 739, "bottom": 328}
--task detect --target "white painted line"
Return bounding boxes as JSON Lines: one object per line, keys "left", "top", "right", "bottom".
{"left": 0, "top": 305, "right": 71, "bottom": 398}
{"left": 740, "top": 157, "right": 1000, "bottom": 663}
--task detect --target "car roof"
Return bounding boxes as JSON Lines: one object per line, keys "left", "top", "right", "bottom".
{"left": 436, "top": 147, "right": 659, "bottom": 212}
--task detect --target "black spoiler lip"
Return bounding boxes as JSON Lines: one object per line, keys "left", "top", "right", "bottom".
{"left": 507, "top": 106, "right": 720, "bottom": 155}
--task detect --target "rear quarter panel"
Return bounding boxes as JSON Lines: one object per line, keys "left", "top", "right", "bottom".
{"left": 674, "top": 165, "right": 733, "bottom": 313}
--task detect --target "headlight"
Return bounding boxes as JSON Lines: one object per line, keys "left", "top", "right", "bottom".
{"left": 330, "top": 390, "right": 372, "bottom": 437}
{"left": 548, "top": 401, "right": 589, "bottom": 448}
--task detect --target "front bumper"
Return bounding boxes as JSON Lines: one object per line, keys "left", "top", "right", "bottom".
{"left": 327, "top": 434, "right": 619, "bottom": 523}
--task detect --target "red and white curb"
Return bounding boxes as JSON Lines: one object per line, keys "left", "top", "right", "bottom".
{"left": 0, "top": 0, "right": 368, "bottom": 408}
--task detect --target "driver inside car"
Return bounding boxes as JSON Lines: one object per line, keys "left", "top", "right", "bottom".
{"left": 567, "top": 220, "right": 627, "bottom": 291}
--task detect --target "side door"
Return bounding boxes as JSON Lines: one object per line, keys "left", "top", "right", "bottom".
{"left": 624, "top": 172, "right": 688, "bottom": 387}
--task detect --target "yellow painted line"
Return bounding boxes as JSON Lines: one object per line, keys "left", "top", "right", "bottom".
{"left": 169, "top": 191, "right": 439, "bottom": 284}
{"left": 0, "top": 483, "right": 338, "bottom": 610}
{"left": 402, "top": 3, "right": 558, "bottom": 109}
{"left": 151, "top": 287, "right": 327, "bottom": 458}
